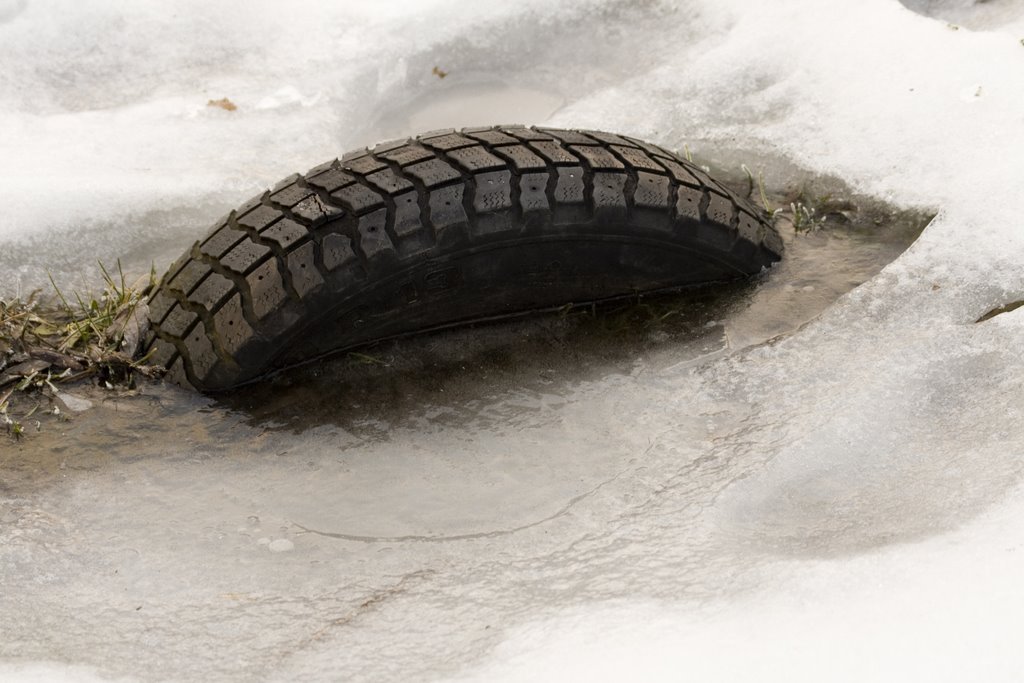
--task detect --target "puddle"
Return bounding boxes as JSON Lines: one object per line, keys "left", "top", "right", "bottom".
{"left": 219, "top": 176, "right": 931, "bottom": 436}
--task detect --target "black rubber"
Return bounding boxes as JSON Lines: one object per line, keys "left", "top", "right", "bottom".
{"left": 143, "top": 126, "right": 783, "bottom": 391}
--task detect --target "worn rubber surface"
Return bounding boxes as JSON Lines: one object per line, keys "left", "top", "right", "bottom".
{"left": 144, "top": 126, "right": 783, "bottom": 391}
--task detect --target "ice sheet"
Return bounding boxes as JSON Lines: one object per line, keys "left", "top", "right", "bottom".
{"left": 3, "top": 0, "right": 1024, "bottom": 680}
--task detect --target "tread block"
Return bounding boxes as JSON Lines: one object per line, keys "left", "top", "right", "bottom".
{"left": 291, "top": 195, "right": 344, "bottom": 225}
{"left": 147, "top": 338, "right": 177, "bottom": 368}
{"left": 287, "top": 241, "right": 324, "bottom": 298}
{"left": 330, "top": 183, "right": 385, "bottom": 214}
{"left": 379, "top": 145, "right": 434, "bottom": 167}
{"left": 261, "top": 218, "right": 307, "bottom": 249}
{"left": 151, "top": 296, "right": 181, "bottom": 341}
{"left": 184, "top": 321, "right": 218, "bottom": 382}
{"left": 189, "top": 271, "right": 234, "bottom": 312}
{"left": 418, "top": 128, "right": 456, "bottom": 139}
{"left": 554, "top": 167, "right": 585, "bottom": 204}
{"left": 167, "top": 261, "right": 209, "bottom": 296}
{"left": 538, "top": 128, "right": 596, "bottom": 145}
{"left": 591, "top": 172, "right": 628, "bottom": 223}
{"left": 447, "top": 146, "right": 507, "bottom": 172}
{"left": 474, "top": 171, "right": 513, "bottom": 210}
{"left": 406, "top": 158, "right": 462, "bottom": 188}
{"left": 634, "top": 172, "right": 672, "bottom": 210}
{"left": 737, "top": 210, "right": 763, "bottom": 244}
{"left": 165, "top": 357, "right": 188, "bottom": 387}
{"left": 306, "top": 168, "right": 356, "bottom": 193}
{"left": 366, "top": 168, "right": 414, "bottom": 195}
{"left": 340, "top": 148, "right": 368, "bottom": 162}
{"left": 676, "top": 185, "right": 702, "bottom": 222}
{"left": 372, "top": 138, "right": 409, "bottom": 154}
{"left": 246, "top": 258, "right": 287, "bottom": 321}
{"left": 420, "top": 133, "right": 477, "bottom": 151}
{"left": 580, "top": 130, "right": 637, "bottom": 147}
{"left": 518, "top": 172, "right": 550, "bottom": 219}
{"left": 199, "top": 227, "right": 246, "bottom": 259}
{"left": 322, "top": 232, "right": 356, "bottom": 272}
{"left": 464, "top": 129, "right": 518, "bottom": 145}
{"left": 147, "top": 291, "right": 177, "bottom": 325}
{"left": 570, "top": 145, "right": 624, "bottom": 170}
{"left": 622, "top": 135, "right": 676, "bottom": 159}
{"left": 705, "top": 192, "right": 736, "bottom": 227}
{"left": 221, "top": 240, "right": 271, "bottom": 275}
{"left": 161, "top": 305, "right": 198, "bottom": 338}
{"left": 494, "top": 145, "right": 546, "bottom": 172}
{"left": 685, "top": 164, "right": 719, "bottom": 190}
{"left": 393, "top": 191, "right": 426, "bottom": 240}
{"left": 554, "top": 167, "right": 587, "bottom": 224}
{"left": 270, "top": 184, "right": 313, "bottom": 208}
{"left": 212, "top": 294, "right": 254, "bottom": 356}
{"left": 611, "top": 145, "right": 664, "bottom": 173}
{"left": 428, "top": 185, "right": 469, "bottom": 247}
{"left": 528, "top": 141, "right": 579, "bottom": 166}
{"left": 634, "top": 176, "right": 673, "bottom": 235}
{"left": 393, "top": 192, "right": 421, "bottom": 235}
{"left": 341, "top": 154, "right": 387, "bottom": 175}
{"left": 356, "top": 209, "right": 396, "bottom": 260}
{"left": 237, "top": 205, "right": 282, "bottom": 232}
{"left": 472, "top": 170, "right": 513, "bottom": 236}
{"left": 505, "top": 126, "right": 554, "bottom": 141}
{"left": 712, "top": 183, "right": 743, "bottom": 206}
{"left": 657, "top": 158, "right": 702, "bottom": 188}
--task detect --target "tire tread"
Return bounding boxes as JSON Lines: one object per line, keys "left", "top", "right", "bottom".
{"left": 146, "top": 126, "right": 782, "bottom": 390}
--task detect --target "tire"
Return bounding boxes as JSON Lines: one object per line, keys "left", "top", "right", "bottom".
{"left": 143, "top": 126, "right": 783, "bottom": 391}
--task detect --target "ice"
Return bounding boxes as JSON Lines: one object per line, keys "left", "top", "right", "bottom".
{"left": 3, "top": 0, "right": 1024, "bottom": 680}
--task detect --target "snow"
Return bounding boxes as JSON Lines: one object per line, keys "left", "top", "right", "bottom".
{"left": 3, "top": 0, "right": 1024, "bottom": 680}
